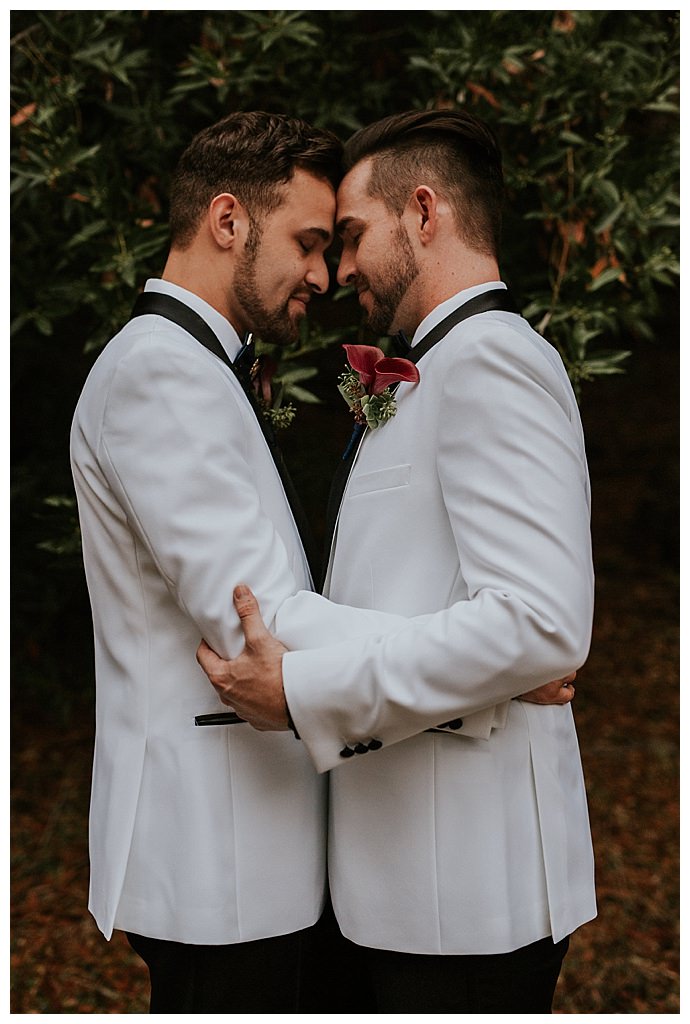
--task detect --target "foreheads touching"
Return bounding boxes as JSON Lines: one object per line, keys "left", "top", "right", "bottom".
{"left": 341, "top": 109, "right": 505, "bottom": 260}
{"left": 168, "top": 111, "right": 343, "bottom": 249}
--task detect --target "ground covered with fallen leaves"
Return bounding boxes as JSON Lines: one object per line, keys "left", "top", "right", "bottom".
{"left": 11, "top": 344, "right": 678, "bottom": 1012}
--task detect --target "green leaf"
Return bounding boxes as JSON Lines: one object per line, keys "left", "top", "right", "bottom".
{"left": 588, "top": 266, "right": 625, "bottom": 292}
{"left": 580, "top": 351, "right": 631, "bottom": 375}
{"left": 593, "top": 201, "right": 627, "bottom": 234}
{"left": 643, "top": 101, "right": 680, "bottom": 114}
{"left": 592, "top": 179, "right": 621, "bottom": 206}
{"left": 284, "top": 384, "right": 321, "bottom": 404}
{"left": 560, "top": 130, "right": 587, "bottom": 146}
{"left": 64, "top": 219, "right": 110, "bottom": 250}
{"left": 275, "top": 367, "right": 319, "bottom": 384}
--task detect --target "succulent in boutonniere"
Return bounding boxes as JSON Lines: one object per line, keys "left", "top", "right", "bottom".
{"left": 337, "top": 344, "right": 420, "bottom": 429}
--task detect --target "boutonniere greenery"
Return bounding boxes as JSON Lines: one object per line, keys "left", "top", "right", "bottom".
{"left": 337, "top": 343, "right": 420, "bottom": 429}
{"left": 250, "top": 355, "right": 297, "bottom": 431}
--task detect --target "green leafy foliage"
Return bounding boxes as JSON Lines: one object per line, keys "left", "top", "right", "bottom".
{"left": 11, "top": 10, "right": 678, "bottom": 372}
{"left": 404, "top": 10, "right": 679, "bottom": 381}
{"left": 10, "top": 10, "right": 678, "bottom": 700}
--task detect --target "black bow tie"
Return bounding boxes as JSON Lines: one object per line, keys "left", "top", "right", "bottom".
{"left": 391, "top": 330, "right": 412, "bottom": 357}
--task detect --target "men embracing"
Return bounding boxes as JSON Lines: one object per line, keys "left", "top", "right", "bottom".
{"left": 72, "top": 108, "right": 595, "bottom": 1013}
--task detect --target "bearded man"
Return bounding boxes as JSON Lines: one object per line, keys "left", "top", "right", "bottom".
{"left": 70, "top": 111, "right": 343, "bottom": 1012}
{"left": 197, "top": 109, "right": 596, "bottom": 1013}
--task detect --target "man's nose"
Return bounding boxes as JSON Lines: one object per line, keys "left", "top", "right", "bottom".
{"left": 336, "top": 250, "right": 356, "bottom": 288}
{"left": 305, "top": 255, "right": 329, "bottom": 295}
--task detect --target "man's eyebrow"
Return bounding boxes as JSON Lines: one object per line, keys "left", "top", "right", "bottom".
{"left": 301, "top": 226, "right": 333, "bottom": 243}
{"left": 335, "top": 215, "right": 357, "bottom": 237}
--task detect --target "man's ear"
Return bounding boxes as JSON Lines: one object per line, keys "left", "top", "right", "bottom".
{"left": 208, "top": 192, "right": 247, "bottom": 250}
{"left": 406, "top": 185, "right": 440, "bottom": 245}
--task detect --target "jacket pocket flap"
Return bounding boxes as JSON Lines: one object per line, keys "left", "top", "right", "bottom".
{"left": 349, "top": 463, "right": 411, "bottom": 497}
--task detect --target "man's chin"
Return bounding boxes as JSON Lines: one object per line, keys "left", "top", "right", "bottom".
{"left": 365, "top": 310, "right": 393, "bottom": 336}
{"left": 257, "top": 310, "right": 302, "bottom": 348}
{"left": 285, "top": 311, "right": 305, "bottom": 343}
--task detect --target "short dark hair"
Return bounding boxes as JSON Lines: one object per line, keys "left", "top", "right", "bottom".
{"left": 169, "top": 111, "right": 343, "bottom": 248}
{"left": 343, "top": 109, "right": 504, "bottom": 258}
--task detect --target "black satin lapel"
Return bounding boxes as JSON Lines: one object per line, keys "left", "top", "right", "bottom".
{"left": 407, "top": 289, "right": 518, "bottom": 366}
{"left": 320, "top": 424, "right": 366, "bottom": 589}
{"left": 131, "top": 292, "right": 231, "bottom": 366}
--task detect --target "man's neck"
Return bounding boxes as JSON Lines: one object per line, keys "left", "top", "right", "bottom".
{"left": 400, "top": 253, "right": 501, "bottom": 337}
{"left": 162, "top": 250, "right": 237, "bottom": 328}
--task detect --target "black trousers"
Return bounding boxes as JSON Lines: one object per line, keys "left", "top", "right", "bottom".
{"left": 129, "top": 908, "right": 569, "bottom": 1013}
{"left": 127, "top": 928, "right": 308, "bottom": 1013}
{"left": 301, "top": 901, "right": 570, "bottom": 1013}
{"left": 362, "top": 933, "right": 570, "bottom": 1012}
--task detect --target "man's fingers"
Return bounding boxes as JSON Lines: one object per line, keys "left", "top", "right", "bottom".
{"left": 233, "top": 584, "right": 261, "bottom": 619}
{"left": 519, "top": 677, "right": 576, "bottom": 704}
{"left": 195, "top": 591, "right": 288, "bottom": 730}
{"left": 196, "top": 638, "right": 223, "bottom": 674}
{"left": 233, "top": 584, "right": 271, "bottom": 645}
{"left": 545, "top": 678, "right": 575, "bottom": 703}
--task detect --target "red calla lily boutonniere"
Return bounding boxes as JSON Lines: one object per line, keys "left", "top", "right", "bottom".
{"left": 338, "top": 344, "right": 420, "bottom": 429}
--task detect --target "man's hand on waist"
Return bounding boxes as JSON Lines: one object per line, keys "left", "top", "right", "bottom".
{"left": 196, "top": 585, "right": 290, "bottom": 732}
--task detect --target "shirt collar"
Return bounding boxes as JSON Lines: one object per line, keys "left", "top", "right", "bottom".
{"left": 410, "top": 281, "right": 507, "bottom": 348}
{"left": 144, "top": 279, "right": 243, "bottom": 362}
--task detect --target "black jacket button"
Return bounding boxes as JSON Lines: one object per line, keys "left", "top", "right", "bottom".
{"left": 437, "top": 718, "right": 463, "bottom": 730}
{"left": 367, "top": 738, "right": 383, "bottom": 751}
{"left": 339, "top": 745, "right": 356, "bottom": 758}
{"left": 354, "top": 743, "right": 369, "bottom": 754}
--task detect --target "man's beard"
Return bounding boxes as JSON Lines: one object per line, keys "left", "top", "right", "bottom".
{"left": 361, "top": 224, "right": 420, "bottom": 335}
{"left": 233, "top": 224, "right": 302, "bottom": 346}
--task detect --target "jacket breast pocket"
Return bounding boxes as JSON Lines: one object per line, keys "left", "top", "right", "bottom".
{"left": 348, "top": 463, "right": 411, "bottom": 497}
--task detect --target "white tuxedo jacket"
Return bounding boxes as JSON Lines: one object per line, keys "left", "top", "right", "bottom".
{"left": 71, "top": 279, "right": 331, "bottom": 945}
{"left": 71, "top": 279, "right": 440, "bottom": 946}
{"left": 279, "top": 283, "right": 597, "bottom": 954}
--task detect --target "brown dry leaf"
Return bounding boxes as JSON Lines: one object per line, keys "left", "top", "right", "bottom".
{"left": 553, "top": 11, "right": 577, "bottom": 34}
{"left": 11, "top": 103, "right": 37, "bottom": 127}
{"left": 466, "top": 81, "right": 501, "bottom": 109}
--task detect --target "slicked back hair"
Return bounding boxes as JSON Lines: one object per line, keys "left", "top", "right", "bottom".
{"left": 343, "top": 109, "right": 504, "bottom": 259}
{"left": 169, "top": 111, "right": 343, "bottom": 248}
